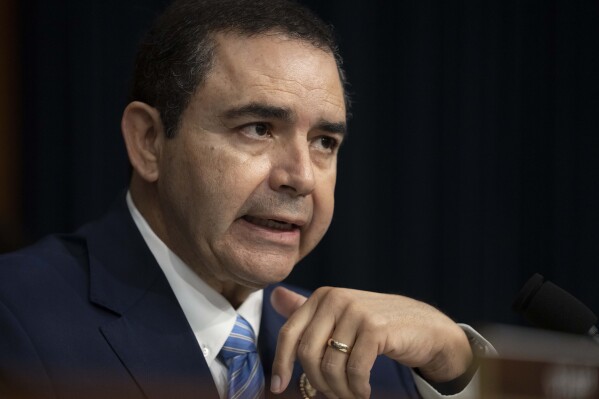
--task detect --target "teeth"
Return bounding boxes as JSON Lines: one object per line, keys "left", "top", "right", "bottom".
{"left": 245, "top": 216, "right": 294, "bottom": 231}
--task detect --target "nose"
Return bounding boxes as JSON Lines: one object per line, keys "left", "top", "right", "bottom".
{"left": 269, "top": 139, "right": 315, "bottom": 196}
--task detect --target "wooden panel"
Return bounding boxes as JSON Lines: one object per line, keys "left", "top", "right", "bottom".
{"left": 0, "top": 0, "right": 21, "bottom": 252}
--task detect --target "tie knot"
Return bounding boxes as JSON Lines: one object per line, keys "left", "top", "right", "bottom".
{"left": 220, "top": 315, "right": 258, "bottom": 362}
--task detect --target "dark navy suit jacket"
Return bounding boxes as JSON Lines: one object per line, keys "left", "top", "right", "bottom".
{"left": 0, "top": 196, "right": 418, "bottom": 398}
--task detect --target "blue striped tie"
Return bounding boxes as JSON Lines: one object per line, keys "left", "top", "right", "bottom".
{"left": 219, "top": 315, "right": 265, "bottom": 399}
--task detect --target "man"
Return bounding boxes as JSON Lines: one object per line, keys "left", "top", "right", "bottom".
{"left": 0, "top": 0, "right": 491, "bottom": 398}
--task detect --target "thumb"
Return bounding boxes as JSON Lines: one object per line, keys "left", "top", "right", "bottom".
{"left": 270, "top": 286, "right": 307, "bottom": 319}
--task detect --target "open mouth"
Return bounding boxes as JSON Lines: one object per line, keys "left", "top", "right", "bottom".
{"left": 243, "top": 215, "right": 298, "bottom": 232}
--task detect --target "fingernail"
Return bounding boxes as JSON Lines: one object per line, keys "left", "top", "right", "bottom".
{"left": 270, "top": 374, "right": 281, "bottom": 393}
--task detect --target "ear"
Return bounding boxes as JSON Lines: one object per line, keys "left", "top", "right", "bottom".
{"left": 121, "top": 101, "right": 164, "bottom": 182}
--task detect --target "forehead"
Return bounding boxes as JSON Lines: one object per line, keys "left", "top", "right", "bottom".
{"left": 195, "top": 32, "right": 346, "bottom": 120}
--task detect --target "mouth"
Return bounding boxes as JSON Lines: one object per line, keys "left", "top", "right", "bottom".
{"left": 242, "top": 215, "right": 300, "bottom": 232}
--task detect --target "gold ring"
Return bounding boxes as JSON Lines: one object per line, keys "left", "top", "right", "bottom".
{"left": 327, "top": 338, "right": 351, "bottom": 354}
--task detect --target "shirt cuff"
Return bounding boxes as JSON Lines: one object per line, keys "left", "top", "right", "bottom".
{"left": 411, "top": 324, "right": 496, "bottom": 399}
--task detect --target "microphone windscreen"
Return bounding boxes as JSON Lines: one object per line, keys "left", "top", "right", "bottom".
{"left": 513, "top": 273, "right": 598, "bottom": 334}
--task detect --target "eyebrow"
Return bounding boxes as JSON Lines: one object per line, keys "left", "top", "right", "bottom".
{"left": 316, "top": 120, "right": 347, "bottom": 135}
{"left": 221, "top": 102, "right": 347, "bottom": 135}
{"left": 221, "top": 103, "right": 293, "bottom": 122}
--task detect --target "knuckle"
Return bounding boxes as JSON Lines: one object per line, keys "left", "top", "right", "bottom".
{"left": 330, "top": 286, "right": 350, "bottom": 300}
{"left": 320, "top": 359, "right": 342, "bottom": 378}
{"left": 278, "top": 321, "right": 298, "bottom": 340}
{"left": 345, "top": 300, "right": 364, "bottom": 315}
{"left": 346, "top": 363, "right": 369, "bottom": 378}
{"left": 313, "top": 286, "right": 333, "bottom": 298}
{"left": 297, "top": 340, "right": 309, "bottom": 358}
{"left": 278, "top": 319, "right": 302, "bottom": 345}
{"left": 347, "top": 360, "right": 370, "bottom": 376}
{"left": 347, "top": 361, "right": 372, "bottom": 398}
{"left": 363, "top": 313, "right": 387, "bottom": 332}
{"left": 325, "top": 287, "right": 353, "bottom": 308}
{"left": 297, "top": 339, "right": 319, "bottom": 362}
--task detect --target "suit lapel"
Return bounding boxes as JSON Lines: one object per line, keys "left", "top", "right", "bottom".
{"left": 99, "top": 276, "right": 219, "bottom": 399}
{"left": 82, "top": 195, "right": 219, "bottom": 399}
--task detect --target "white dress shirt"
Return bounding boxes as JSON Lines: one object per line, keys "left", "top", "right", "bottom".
{"left": 126, "top": 192, "right": 491, "bottom": 399}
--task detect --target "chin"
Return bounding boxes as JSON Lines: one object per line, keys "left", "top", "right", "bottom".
{"left": 236, "top": 256, "right": 298, "bottom": 287}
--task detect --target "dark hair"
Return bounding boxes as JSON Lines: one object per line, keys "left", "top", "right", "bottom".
{"left": 131, "top": 0, "right": 348, "bottom": 138}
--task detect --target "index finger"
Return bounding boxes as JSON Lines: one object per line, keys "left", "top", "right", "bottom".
{"left": 270, "top": 295, "right": 318, "bottom": 394}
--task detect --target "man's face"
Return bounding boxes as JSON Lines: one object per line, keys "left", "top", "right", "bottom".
{"left": 154, "top": 33, "right": 346, "bottom": 290}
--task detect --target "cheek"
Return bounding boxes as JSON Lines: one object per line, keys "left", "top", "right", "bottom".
{"left": 214, "top": 152, "right": 273, "bottom": 210}
{"left": 182, "top": 144, "right": 273, "bottom": 221}
{"left": 315, "top": 187, "right": 336, "bottom": 232}
{"left": 159, "top": 144, "right": 225, "bottom": 221}
{"left": 301, "top": 174, "right": 336, "bottom": 253}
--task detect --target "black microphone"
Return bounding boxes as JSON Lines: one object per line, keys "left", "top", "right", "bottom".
{"left": 513, "top": 273, "right": 599, "bottom": 342}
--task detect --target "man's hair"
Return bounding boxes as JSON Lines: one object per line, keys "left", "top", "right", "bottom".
{"left": 131, "top": 0, "right": 347, "bottom": 138}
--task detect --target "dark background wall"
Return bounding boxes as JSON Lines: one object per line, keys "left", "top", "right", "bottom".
{"left": 7, "top": 0, "right": 599, "bottom": 327}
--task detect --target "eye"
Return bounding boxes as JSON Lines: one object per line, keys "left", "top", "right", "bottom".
{"left": 312, "top": 136, "right": 339, "bottom": 153}
{"left": 239, "top": 122, "right": 271, "bottom": 139}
